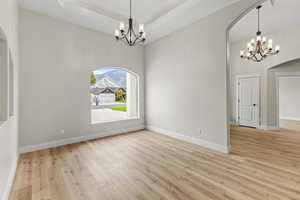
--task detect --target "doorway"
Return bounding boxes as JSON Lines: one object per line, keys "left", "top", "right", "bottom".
{"left": 276, "top": 72, "right": 300, "bottom": 131}
{"left": 236, "top": 75, "right": 260, "bottom": 128}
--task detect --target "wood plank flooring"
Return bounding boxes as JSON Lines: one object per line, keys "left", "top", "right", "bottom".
{"left": 10, "top": 127, "right": 300, "bottom": 200}
{"left": 280, "top": 119, "right": 300, "bottom": 131}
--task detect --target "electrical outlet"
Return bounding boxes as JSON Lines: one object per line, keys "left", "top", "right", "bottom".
{"left": 197, "top": 128, "right": 202, "bottom": 135}
{"left": 60, "top": 129, "right": 65, "bottom": 134}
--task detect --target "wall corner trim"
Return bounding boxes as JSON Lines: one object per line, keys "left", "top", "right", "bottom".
{"left": 19, "top": 124, "right": 145, "bottom": 154}
{"left": 146, "top": 125, "right": 229, "bottom": 154}
{"left": 1, "top": 155, "right": 19, "bottom": 200}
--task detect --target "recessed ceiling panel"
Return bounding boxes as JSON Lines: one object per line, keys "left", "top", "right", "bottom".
{"left": 19, "top": 0, "right": 240, "bottom": 43}
{"left": 64, "top": 0, "right": 189, "bottom": 24}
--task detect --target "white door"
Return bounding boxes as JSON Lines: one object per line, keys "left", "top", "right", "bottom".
{"left": 238, "top": 76, "right": 260, "bottom": 128}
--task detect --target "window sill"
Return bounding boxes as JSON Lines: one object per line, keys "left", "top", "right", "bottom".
{"left": 90, "top": 117, "right": 140, "bottom": 126}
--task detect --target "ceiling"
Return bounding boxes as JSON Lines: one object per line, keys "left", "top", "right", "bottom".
{"left": 19, "top": 0, "right": 239, "bottom": 43}
{"left": 230, "top": 0, "right": 300, "bottom": 42}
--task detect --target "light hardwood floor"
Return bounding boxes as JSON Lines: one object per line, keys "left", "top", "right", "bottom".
{"left": 10, "top": 127, "right": 300, "bottom": 200}
{"left": 280, "top": 119, "right": 300, "bottom": 131}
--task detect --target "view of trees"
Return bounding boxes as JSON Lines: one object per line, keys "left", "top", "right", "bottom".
{"left": 90, "top": 72, "right": 96, "bottom": 86}
{"left": 115, "top": 89, "right": 124, "bottom": 102}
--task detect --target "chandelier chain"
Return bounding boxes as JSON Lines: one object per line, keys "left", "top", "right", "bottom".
{"left": 130, "top": 0, "right": 132, "bottom": 18}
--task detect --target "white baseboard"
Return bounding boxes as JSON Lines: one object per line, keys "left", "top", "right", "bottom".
{"left": 257, "top": 125, "right": 280, "bottom": 131}
{"left": 19, "top": 124, "right": 145, "bottom": 154}
{"left": 230, "top": 121, "right": 238, "bottom": 126}
{"left": 1, "top": 156, "right": 18, "bottom": 200}
{"left": 280, "top": 117, "right": 300, "bottom": 121}
{"left": 147, "top": 125, "right": 229, "bottom": 154}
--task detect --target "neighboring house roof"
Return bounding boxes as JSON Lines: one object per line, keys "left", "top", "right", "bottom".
{"left": 107, "top": 87, "right": 126, "bottom": 93}
{"left": 90, "top": 87, "right": 126, "bottom": 95}
{"left": 90, "top": 87, "right": 113, "bottom": 95}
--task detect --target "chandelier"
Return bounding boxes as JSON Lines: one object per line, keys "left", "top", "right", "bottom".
{"left": 114, "top": 0, "right": 146, "bottom": 46}
{"left": 240, "top": 5, "right": 280, "bottom": 62}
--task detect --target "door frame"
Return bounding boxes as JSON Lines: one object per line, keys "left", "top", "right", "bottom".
{"left": 236, "top": 74, "right": 261, "bottom": 128}
{"left": 275, "top": 72, "right": 300, "bottom": 129}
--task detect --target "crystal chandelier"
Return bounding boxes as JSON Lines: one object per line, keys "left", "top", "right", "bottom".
{"left": 240, "top": 6, "right": 280, "bottom": 62}
{"left": 114, "top": 0, "right": 146, "bottom": 46}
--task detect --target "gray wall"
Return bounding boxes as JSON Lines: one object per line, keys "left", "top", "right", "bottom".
{"left": 230, "top": 28, "right": 300, "bottom": 128}
{"left": 19, "top": 9, "right": 145, "bottom": 148}
{"left": 145, "top": 0, "right": 261, "bottom": 151}
{"left": 0, "top": 0, "right": 19, "bottom": 199}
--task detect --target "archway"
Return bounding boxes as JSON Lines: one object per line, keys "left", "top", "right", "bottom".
{"left": 226, "top": 0, "right": 300, "bottom": 170}
{"left": 226, "top": 0, "right": 266, "bottom": 150}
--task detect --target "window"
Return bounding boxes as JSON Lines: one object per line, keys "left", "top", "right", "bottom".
{"left": 90, "top": 67, "right": 139, "bottom": 124}
{"left": 0, "top": 29, "right": 8, "bottom": 123}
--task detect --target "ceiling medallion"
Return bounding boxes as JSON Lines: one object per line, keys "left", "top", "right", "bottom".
{"left": 240, "top": 5, "right": 280, "bottom": 62}
{"left": 114, "top": 0, "right": 146, "bottom": 46}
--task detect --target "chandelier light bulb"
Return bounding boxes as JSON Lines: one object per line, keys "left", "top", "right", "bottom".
{"left": 268, "top": 39, "right": 273, "bottom": 44}
{"left": 251, "top": 39, "right": 255, "bottom": 44}
{"left": 256, "top": 35, "right": 262, "bottom": 41}
{"left": 139, "top": 24, "right": 144, "bottom": 33}
{"left": 262, "top": 36, "right": 267, "bottom": 43}
{"left": 268, "top": 39, "right": 273, "bottom": 49}
{"left": 275, "top": 45, "right": 280, "bottom": 52}
{"left": 240, "top": 51, "right": 244, "bottom": 56}
{"left": 142, "top": 32, "right": 146, "bottom": 39}
{"left": 249, "top": 46, "right": 254, "bottom": 52}
{"left": 119, "top": 22, "right": 125, "bottom": 32}
{"left": 114, "top": 29, "right": 120, "bottom": 38}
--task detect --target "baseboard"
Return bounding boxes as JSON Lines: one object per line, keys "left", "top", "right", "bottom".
{"left": 1, "top": 156, "right": 18, "bottom": 200}
{"left": 19, "top": 124, "right": 145, "bottom": 154}
{"left": 280, "top": 117, "right": 300, "bottom": 121}
{"left": 147, "top": 125, "right": 229, "bottom": 154}
{"left": 257, "top": 125, "right": 280, "bottom": 131}
{"left": 230, "top": 121, "right": 238, "bottom": 126}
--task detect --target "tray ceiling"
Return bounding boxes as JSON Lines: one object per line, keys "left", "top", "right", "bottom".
{"left": 19, "top": 0, "right": 240, "bottom": 43}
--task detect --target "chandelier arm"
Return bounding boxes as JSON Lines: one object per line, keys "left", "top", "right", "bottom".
{"left": 132, "top": 29, "right": 138, "bottom": 38}
{"left": 120, "top": 38, "right": 130, "bottom": 46}
{"left": 252, "top": 57, "right": 261, "bottom": 62}
{"left": 259, "top": 50, "right": 264, "bottom": 58}
{"left": 124, "top": 34, "right": 131, "bottom": 45}
{"left": 135, "top": 39, "right": 144, "bottom": 45}
{"left": 132, "top": 36, "right": 140, "bottom": 45}
{"left": 253, "top": 54, "right": 261, "bottom": 62}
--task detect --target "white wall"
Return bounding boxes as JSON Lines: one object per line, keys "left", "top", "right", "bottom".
{"left": 145, "top": 0, "right": 261, "bottom": 153}
{"left": 279, "top": 76, "right": 300, "bottom": 121}
{"left": 0, "top": 0, "right": 19, "bottom": 199}
{"left": 19, "top": 9, "right": 144, "bottom": 150}
{"left": 230, "top": 28, "right": 300, "bottom": 128}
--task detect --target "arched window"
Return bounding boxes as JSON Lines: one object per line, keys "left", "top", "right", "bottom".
{"left": 90, "top": 67, "right": 139, "bottom": 124}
